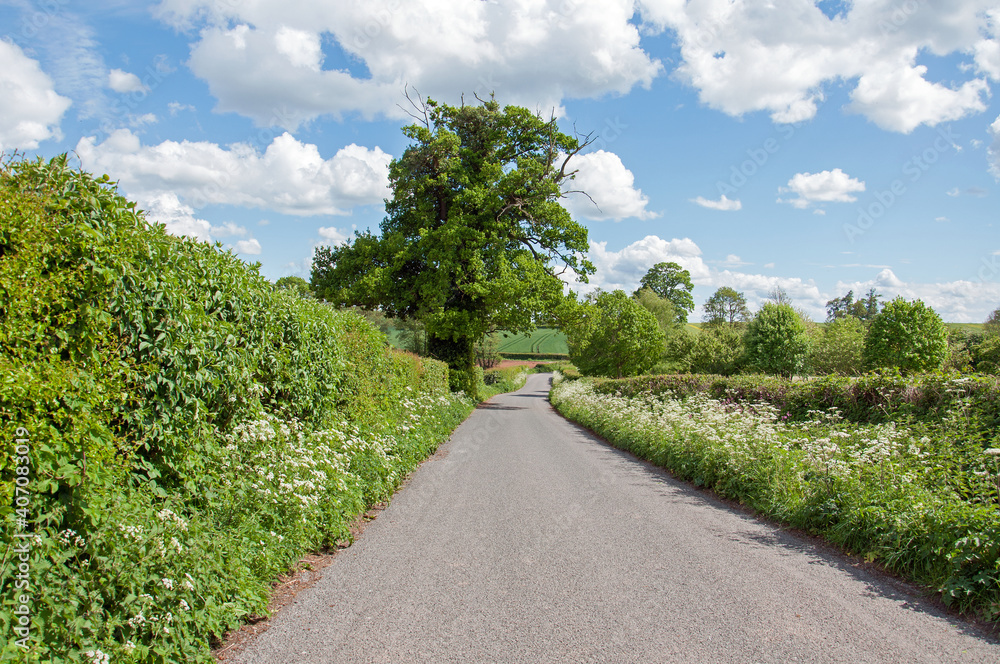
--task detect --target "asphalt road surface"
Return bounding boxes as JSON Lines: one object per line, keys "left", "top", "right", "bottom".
{"left": 233, "top": 373, "right": 1000, "bottom": 663}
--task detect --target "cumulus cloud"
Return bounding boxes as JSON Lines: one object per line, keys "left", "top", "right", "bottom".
{"left": 234, "top": 238, "right": 262, "bottom": 255}
{"left": 0, "top": 40, "right": 71, "bottom": 151}
{"left": 562, "top": 150, "right": 656, "bottom": 221}
{"left": 835, "top": 268, "right": 1000, "bottom": 323}
{"left": 638, "top": 0, "right": 995, "bottom": 132}
{"left": 75, "top": 129, "right": 392, "bottom": 216}
{"left": 317, "top": 226, "right": 351, "bottom": 245}
{"left": 575, "top": 235, "right": 711, "bottom": 294}
{"left": 779, "top": 168, "right": 865, "bottom": 209}
{"left": 107, "top": 68, "right": 147, "bottom": 93}
{"left": 153, "top": 0, "right": 662, "bottom": 127}
{"left": 691, "top": 194, "right": 741, "bottom": 211}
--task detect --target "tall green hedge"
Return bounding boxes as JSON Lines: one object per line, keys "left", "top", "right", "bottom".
{"left": 0, "top": 156, "right": 467, "bottom": 663}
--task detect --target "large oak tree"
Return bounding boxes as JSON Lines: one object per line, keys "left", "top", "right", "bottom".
{"left": 311, "top": 95, "right": 594, "bottom": 392}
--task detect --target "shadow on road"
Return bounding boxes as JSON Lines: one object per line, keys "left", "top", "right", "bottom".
{"left": 556, "top": 412, "right": 1000, "bottom": 644}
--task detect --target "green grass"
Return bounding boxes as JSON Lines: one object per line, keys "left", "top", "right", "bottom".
{"left": 496, "top": 328, "right": 569, "bottom": 355}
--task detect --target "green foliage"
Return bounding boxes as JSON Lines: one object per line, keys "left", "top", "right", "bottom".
{"left": 984, "top": 306, "right": 1000, "bottom": 336}
{"left": 974, "top": 335, "right": 1000, "bottom": 374}
{"left": 566, "top": 290, "right": 665, "bottom": 378}
{"left": 310, "top": 95, "right": 594, "bottom": 379}
{"left": 864, "top": 297, "right": 948, "bottom": 374}
{"left": 0, "top": 155, "right": 475, "bottom": 663}
{"left": 633, "top": 288, "right": 681, "bottom": 332}
{"left": 633, "top": 262, "right": 694, "bottom": 323}
{"left": 474, "top": 334, "right": 502, "bottom": 370}
{"left": 826, "top": 287, "right": 882, "bottom": 324}
{"left": 686, "top": 325, "right": 745, "bottom": 375}
{"left": 273, "top": 276, "right": 313, "bottom": 298}
{"left": 743, "top": 303, "right": 810, "bottom": 377}
{"left": 702, "top": 286, "right": 751, "bottom": 326}
{"left": 809, "top": 316, "right": 866, "bottom": 375}
{"left": 552, "top": 376, "right": 1000, "bottom": 619}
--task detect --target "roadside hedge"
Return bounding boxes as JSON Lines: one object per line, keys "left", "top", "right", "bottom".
{"left": 0, "top": 155, "right": 471, "bottom": 663}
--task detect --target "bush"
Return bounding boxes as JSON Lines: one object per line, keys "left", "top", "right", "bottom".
{"left": 809, "top": 316, "right": 866, "bottom": 375}
{"left": 687, "top": 325, "right": 745, "bottom": 375}
{"left": 864, "top": 298, "right": 947, "bottom": 374}
{"left": 0, "top": 156, "right": 473, "bottom": 663}
{"left": 566, "top": 290, "right": 664, "bottom": 378}
{"left": 743, "top": 303, "right": 809, "bottom": 377}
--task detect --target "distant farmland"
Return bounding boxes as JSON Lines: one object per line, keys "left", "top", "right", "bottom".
{"left": 497, "top": 328, "right": 568, "bottom": 355}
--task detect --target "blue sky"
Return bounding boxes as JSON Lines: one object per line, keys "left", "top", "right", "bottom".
{"left": 2, "top": 0, "right": 999, "bottom": 322}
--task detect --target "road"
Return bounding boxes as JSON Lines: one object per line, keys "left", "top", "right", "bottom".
{"left": 232, "top": 373, "right": 1000, "bottom": 663}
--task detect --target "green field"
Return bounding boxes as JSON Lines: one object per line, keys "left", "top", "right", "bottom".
{"left": 496, "top": 328, "right": 569, "bottom": 355}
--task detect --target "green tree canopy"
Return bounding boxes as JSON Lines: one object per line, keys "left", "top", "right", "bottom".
{"left": 273, "top": 275, "right": 313, "bottom": 298}
{"left": 809, "top": 316, "right": 866, "bottom": 375}
{"left": 743, "top": 303, "right": 810, "bottom": 377}
{"left": 311, "top": 95, "right": 594, "bottom": 392}
{"left": 863, "top": 297, "right": 947, "bottom": 373}
{"left": 566, "top": 290, "right": 664, "bottom": 378}
{"left": 825, "top": 287, "right": 881, "bottom": 324}
{"left": 985, "top": 306, "right": 1000, "bottom": 335}
{"left": 634, "top": 262, "right": 694, "bottom": 323}
{"left": 703, "top": 286, "right": 751, "bottom": 326}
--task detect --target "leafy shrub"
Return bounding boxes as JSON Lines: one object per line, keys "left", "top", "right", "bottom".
{"left": 743, "top": 303, "right": 809, "bottom": 377}
{"left": 0, "top": 156, "right": 474, "bottom": 663}
{"left": 687, "top": 325, "right": 745, "bottom": 375}
{"left": 567, "top": 290, "right": 665, "bottom": 378}
{"left": 809, "top": 316, "right": 866, "bottom": 375}
{"left": 474, "top": 334, "right": 502, "bottom": 370}
{"left": 864, "top": 298, "right": 947, "bottom": 374}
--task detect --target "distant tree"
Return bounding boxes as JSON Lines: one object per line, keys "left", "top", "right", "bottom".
{"left": 985, "top": 306, "right": 1000, "bottom": 336}
{"left": 826, "top": 287, "right": 881, "bottom": 324}
{"left": 566, "top": 290, "right": 665, "bottom": 378}
{"left": 743, "top": 303, "right": 810, "bottom": 377}
{"left": 809, "top": 316, "right": 866, "bottom": 375}
{"left": 634, "top": 262, "right": 695, "bottom": 323}
{"left": 703, "top": 287, "right": 751, "bottom": 326}
{"left": 766, "top": 286, "right": 792, "bottom": 306}
{"left": 973, "top": 334, "right": 1000, "bottom": 373}
{"left": 634, "top": 288, "right": 682, "bottom": 332}
{"left": 474, "top": 334, "right": 502, "bottom": 369}
{"left": 863, "top": 297, "right": 947, "bottom": 373}
{"left": 687, "top": 325, "right": 746, "bottom": 375}
{"left": 274, "top": 275, "right": 313, "bottom": 298}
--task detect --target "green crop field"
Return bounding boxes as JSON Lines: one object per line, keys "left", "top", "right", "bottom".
{"left": 496, "top": 328, "right": 569, "bottom": 355}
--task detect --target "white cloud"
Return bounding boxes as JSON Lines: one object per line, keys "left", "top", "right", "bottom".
{"left": 153, "top": 0, "right": 662, "bottom": 127}
{"left": 847, "top": 61, "right": 989, "bottom": 133}
{"left": 779, "top": 168, "right": 865, "bottom": 209}
{"left": 720, "top": 254, "right": 749, "bottom": 268}
{"left": 75, "top": 129, "right": 391, "bottom": 216}
{"left": 638, "top": 0, "right": 995, "bottom": 132}
{"left": 0, "top": 40, "right": 71, "bottom": 151}
{"left": 168, "top": 101, "right": 195, "bottom": 115}
{"left": 108, "top": 68, "right": 147, "bottom": 93}
{"left": 317, "top": 226, "right": 350, "bottom": 245}
{"left": 562, "top": 150, "right": 656, "bottom": 221}
{"left": 140, "top": 192, "right": 253, "bottom": 245}
{"left": 234, "top": 238, "right": 262, "bottom": 255}
{"left": 691, "top": 194, "right": 741, "bottom": 211}
{"left": 581, "top": 235, "right": 711, "bottom": 294}
{"left": 836, "top": 268, "right": 1000, "bottom": 323}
